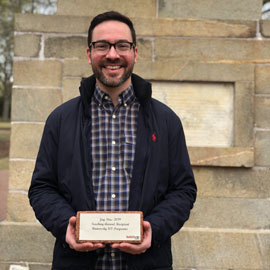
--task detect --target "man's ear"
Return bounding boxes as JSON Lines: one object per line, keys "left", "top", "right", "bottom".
{"left": 134, "top": 47, "right": 138, "bottom": 63}
{"left": 87, "top": 48, "right": 92, "bottom": 64}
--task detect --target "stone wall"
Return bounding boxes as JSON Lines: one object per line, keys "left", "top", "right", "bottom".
{"left": 1, "top": 0, "right": 270, "bottom": 269}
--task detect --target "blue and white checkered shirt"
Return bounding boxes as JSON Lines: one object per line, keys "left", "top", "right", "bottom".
{"left": 90, "top": 85, "right": 140, "bottom": 270}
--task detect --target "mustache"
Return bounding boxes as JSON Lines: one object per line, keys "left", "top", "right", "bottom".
{"left": 102, "top": 59, "right": 125, "bottom": 65}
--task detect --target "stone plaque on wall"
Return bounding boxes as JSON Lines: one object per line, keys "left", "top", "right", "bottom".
{"left": 152, "top": 82, "right": 234, "bottom": 147}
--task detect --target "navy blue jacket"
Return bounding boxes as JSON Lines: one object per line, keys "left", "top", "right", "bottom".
{"left": 29, "top": 74, "right": 197, "bottom": 270}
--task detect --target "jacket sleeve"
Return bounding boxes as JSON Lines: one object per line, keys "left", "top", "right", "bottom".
{"left": 144, "top": 113, "right": 197, "bottom": 247}
{"left": 28, "top": 111, "right": 76, "bottom": 243}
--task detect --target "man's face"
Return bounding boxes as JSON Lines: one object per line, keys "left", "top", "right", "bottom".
{"left": 87, "top": 20, "right": 138, "bottom": 91}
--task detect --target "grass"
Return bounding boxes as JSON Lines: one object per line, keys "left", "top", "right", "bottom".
{"left": 0, "top": 121, "right": 10, "bottom": 170}
{"left": 0, "top": 157, "right": 9, "bottom": 170}
{"left": 0, "top": 122, "right": 11, "bottom": 129}
{"left": 0, "top": 128, "right": 10, "bottom": 140}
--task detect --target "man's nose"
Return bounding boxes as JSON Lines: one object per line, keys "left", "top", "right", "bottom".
{"left": 106, "top": 45, "right": 120, "bottom": 58}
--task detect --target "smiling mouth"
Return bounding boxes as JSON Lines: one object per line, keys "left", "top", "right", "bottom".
{"left": 105, "top": 65, "right": 121, "bottom": 70}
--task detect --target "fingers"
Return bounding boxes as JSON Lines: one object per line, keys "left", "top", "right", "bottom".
{"left": 69, "top": 238, "right": 105, "bottom": 252}
{"left": 70, "top": 241, "right": 105, "bottom": 252}
{"left": 65, "top": 216, "right": 105, "bottom": 252}
{"left": 69, "top": 216, "right": 76, "bottom": 227}
{"left": 143, "top": 220, "right": 151, "bottom": 231}
{"left": 111, "top": 221, "right": 152, "bottom": 255}
{"left": 111, "top": 242, "right": 147, "bottom": 255}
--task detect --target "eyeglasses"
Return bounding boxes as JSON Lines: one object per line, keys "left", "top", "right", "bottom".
{"left": 90, "top": 41, "right": 135, "bottom": 55}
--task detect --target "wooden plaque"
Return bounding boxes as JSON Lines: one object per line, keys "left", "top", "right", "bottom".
{"left": 75, "top": 211, "right": 143, "bottom": 243}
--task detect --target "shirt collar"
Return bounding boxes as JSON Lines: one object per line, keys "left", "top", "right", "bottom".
{"left": 93, "top": 84, "right": 136, "bottom": 107}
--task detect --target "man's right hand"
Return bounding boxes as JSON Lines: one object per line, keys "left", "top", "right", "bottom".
{"left": 65, "top": 216, "right": 105, "bottom": 252}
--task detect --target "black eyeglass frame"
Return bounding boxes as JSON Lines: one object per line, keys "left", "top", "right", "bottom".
{"left": 89, "top": 40, "right": 135, "bottom": 53}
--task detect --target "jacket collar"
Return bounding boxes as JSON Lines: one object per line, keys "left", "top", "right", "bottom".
{"left": 79, "top": 73, "right": 152, "bottom": 117}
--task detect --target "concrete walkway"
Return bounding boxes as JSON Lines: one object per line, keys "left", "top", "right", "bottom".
{"left": 0, "top": 170, "right": 8, "bottom": 221}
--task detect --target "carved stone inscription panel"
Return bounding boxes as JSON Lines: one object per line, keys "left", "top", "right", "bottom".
{"left": 152, "top": 82, "right": 234, "bottom": 147}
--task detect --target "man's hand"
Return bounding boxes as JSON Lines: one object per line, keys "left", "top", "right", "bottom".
{"left": 65, "top": 216, "right": 105, "bottom": 252}
{"left": 110, "top": 221, "right": 152, "bottom": 255}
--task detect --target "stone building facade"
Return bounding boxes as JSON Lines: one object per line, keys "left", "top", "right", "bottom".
{"left": 1, "top": 0, "right": 270, "bottom": 269}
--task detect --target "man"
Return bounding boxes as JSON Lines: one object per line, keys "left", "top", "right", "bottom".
{"left": 29, "top": 11, "right": 197, "bottom": 270}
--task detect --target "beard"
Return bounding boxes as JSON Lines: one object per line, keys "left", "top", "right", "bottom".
{"left": 91, "top": 59, "right": 134, "bottom": 88}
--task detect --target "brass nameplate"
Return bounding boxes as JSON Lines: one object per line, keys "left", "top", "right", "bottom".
{"left": 76, "top": 211, "right": 143, "bottom": 243}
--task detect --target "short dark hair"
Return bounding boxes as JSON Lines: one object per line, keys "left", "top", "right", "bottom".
{"left": 88, "top": 11, "right": 136, "bottom": 48}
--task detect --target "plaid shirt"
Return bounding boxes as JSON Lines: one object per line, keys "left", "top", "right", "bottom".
{"left": 90, "top": 85, "right": 140, "bottom": 270}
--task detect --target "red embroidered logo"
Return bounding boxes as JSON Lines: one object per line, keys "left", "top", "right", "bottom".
{"left": 152, "top": 133, "right": 156, "bottom": 142}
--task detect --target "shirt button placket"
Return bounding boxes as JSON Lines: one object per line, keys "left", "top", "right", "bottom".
{"left": 110, "top": 109, "right": 118, "bottom": 210}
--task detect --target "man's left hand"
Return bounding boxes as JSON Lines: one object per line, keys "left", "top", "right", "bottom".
{"left": 110, "top": 221, "right": 152, "bottom": 255}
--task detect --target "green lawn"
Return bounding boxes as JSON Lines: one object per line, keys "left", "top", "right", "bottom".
{"left": 0, "top": 157, "right": 9, "bottom": 170}
{"left": 0, "top": 122, "right": 11, "bottom": 129}
{"left": 0, "top": 128, "right": 10, "bottom": 140}
{"left": 0, "top": 122, "right": 10, "bottom": 170}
